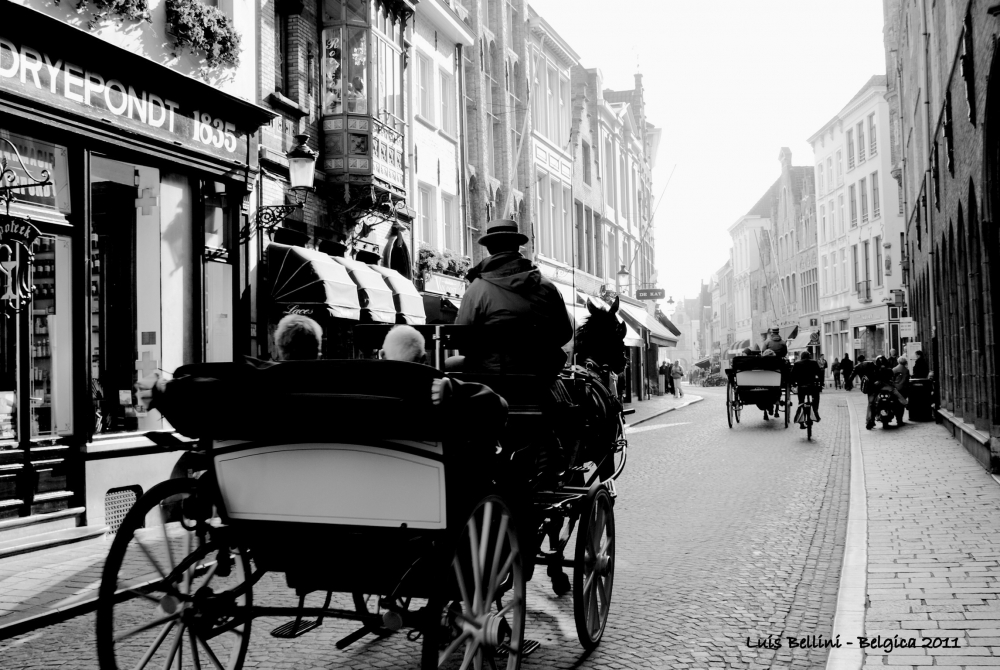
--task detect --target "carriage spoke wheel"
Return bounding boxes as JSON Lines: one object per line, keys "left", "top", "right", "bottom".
{"left": 422, "top": 496, "right": 525, "bottom": 670}
{"left": 726, "top": 381, "right": 734, "bottom": 428}
{"left": 573, "top": 487, "right": 615, "bottom": 650}
{"left": 97, "top": 478, "right": 252, "bottom": 670}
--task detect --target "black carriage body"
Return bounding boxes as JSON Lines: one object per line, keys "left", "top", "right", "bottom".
{"left": 159, "top": 359, "right": 500, "bottom": 600}
{"left": 727, "top": 356, "right": 788, "bottom": 407}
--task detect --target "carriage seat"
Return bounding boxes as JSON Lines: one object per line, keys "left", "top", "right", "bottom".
{"left": 157, "top": 359, "right": 501, "bottom": 532}
{"left": 727, "top": 354, "right": 788, "bottom": 388}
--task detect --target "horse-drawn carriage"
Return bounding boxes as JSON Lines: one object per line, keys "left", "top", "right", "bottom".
{"left": 96, "top": 312, "right": 629, "bottom": 669}
{"left": 724, "top": 354, "right": 792, "bottom": 428}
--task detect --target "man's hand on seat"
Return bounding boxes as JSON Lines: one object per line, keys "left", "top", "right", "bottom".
{"left": 431, "top": 378, "right": 453, "bottom": 406}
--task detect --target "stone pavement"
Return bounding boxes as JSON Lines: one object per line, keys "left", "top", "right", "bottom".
{"left": 843, "top": 391, "right": 1000, "bottom": 670}
{"left": 623, "top": 381, "right": 704, "bottom": 426}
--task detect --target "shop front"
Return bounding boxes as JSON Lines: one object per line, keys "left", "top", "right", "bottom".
{"left": 848, "top": 304, "right": 902, "bottom": 361}
{"left": 0, "top": 4, "right": 275, "bottom": 534}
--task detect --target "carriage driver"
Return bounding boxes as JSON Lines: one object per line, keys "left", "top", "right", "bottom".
{"left": 456, "top": 219, "right": 574, "bottom": 378}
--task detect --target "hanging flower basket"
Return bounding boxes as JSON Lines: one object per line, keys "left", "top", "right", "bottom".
{"left": 59, "top": 0, "right": 150, "bottom": 26}
{"left": 166, "top": 0, "right": 242, "bottom": 68}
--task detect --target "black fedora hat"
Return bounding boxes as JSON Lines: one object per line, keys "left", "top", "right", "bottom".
{"left": 478, "top": 219, "right": 528, "bottom": 247}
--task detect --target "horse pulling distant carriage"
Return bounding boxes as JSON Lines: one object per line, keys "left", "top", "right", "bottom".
{"left": 724, "top": 354, "right": 792, "bottom": 429}
{"left": 96, "top": 301, "right": 631, "bottom": 670}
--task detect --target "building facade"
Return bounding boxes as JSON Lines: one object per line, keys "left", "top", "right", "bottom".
{"left": 883, "top": 0, "right": 1000, "bottom": 469}
{"left": 810, "top": 76, "right": 906, "bottom": 363}
{"left": 0, "top": 0, "right": 273, "bottom": 536}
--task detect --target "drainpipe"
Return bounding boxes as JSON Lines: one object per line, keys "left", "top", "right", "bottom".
{"left": 405, "top": 26, "right": 417, "bottom": 276}
{"left": 457, "top": 44, "right": 470, "bottom": 256}
{"left": 920, "top": 0, "right": 936, "bottom": 340}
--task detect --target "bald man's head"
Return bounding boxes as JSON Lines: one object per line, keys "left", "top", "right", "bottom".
{"left": 380, "top": 325, "right": 427, "bottom": 363}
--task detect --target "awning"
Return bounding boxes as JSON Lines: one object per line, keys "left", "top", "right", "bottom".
{"left": 331, "top": 257, "right": 398, "bottom": 324}
{"left": 268, "top": 243, "right": 361, "bottom": 320}
{"left": 726, "top": 339, "right": 751, "bottom": 356}
{"left": 618, "top": 302, "right": 679, "bottom": 347}
{"left": 369, "top": 265, "right": 426, "bottom": 325}
{"left": 656, "top": 312, "right": 682, "bottom": 337}
{"left": 787, "top": 328, "right": 819, "bottom": 351}
{"left": 622, "top": 322, "right": 643, "bottom": 348}
{"left": 695, "top": 357, "right": 711, "bottom": 369}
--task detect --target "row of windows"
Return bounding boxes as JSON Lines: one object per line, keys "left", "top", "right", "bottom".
{"left": 816, "top": 113, "right": 878, "bottom": 196}
{"left": 416, "top": 52, "right": 456, "bottom": 136}
{"left": 416, "top": 184, "right": 460, "bottom": 253}
{"left": 847, "top": 171, "right": 880, "bottom": 226}
{"left": 819, "top": 236, "right": 884, "bottom": 297}
{"left": 532, "top": 55, "right": 571, "bottom": 148}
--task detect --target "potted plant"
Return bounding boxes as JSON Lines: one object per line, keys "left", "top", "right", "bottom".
{"left": 165, "top": 0, "right": 242, "bottom": 67}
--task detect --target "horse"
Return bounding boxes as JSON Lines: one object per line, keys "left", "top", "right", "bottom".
{"left": 563, "top": 296, "right": 629, "bottom": 480}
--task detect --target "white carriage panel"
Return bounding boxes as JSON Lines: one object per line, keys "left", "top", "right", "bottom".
{"left": 214, "top": 443, "right": 447, "bottom": 529}
{"left": 734, "top": 370, "right": 783, "bottom": 387}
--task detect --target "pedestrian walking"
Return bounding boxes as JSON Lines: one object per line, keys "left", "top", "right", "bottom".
{"left": 664, "top": 360, "right": 675, "bottom": 397}
{"left": 841, "top": 353, "right": 854, "bottom": 391}
{"left": 817, "top": 353, "right": 828, "bottom": 387}
{"left": 671, "top": 360, "right": 684, "bottom": 398}
{"left": 831, "top": 357, "right": 841, "bottom": 389}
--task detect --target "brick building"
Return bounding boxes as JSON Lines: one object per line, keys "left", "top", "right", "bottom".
{"left": 883, "top": 0, "right": 1000, "bottom": 469}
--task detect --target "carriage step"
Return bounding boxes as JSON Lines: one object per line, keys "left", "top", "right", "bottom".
{"left": 498, "top": 639, "right": 541, "bottom": 659}
{"left": 270, "top": 619, "right": 322, "bottom": 638}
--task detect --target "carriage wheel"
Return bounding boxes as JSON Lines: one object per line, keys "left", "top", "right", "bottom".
{"left": 352, "top": 592, "right": 411, "bottom": 636}
{"left": 595, "top": 413, "right": 627, "bottom": 482}
{"left": 784, "top": 384, "right": 791, "bottom": 428}
{"left": 726, "top": 381, "right": 734, "bottom": 428}
{"left": 97, "top": 478, "right": 252, "bottom": 670}
{"left": 574, "top": 486, "right": 615, "bottom": 650}
{"left": 422, "top": 496, "right": 525, "bottom": 670}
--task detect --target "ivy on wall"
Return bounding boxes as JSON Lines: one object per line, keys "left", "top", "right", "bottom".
{"left": 165, "top": 0, "right": 241, "bottom": 68}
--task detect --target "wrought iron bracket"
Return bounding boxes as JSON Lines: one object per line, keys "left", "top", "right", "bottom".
{"left": 0, "top": 138, "right": 52, "bottom": 217}
{"left": 239, "top": 203, "right": 303, "bottom": 244}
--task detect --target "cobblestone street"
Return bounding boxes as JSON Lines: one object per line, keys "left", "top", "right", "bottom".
{"left": 0, "top": 387, "right": 852, "bottom": 669}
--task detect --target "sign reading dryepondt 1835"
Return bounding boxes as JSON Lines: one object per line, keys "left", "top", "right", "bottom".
{"left": 0, "top": 36, "right": 247, "bottom": 165}
{"left": 636, "top": 288, "right": 666, "bottom": 300}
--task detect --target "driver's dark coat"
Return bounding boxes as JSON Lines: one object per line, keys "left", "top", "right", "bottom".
{"left": 457, "top": 251, "right": 573, "bottom": 376}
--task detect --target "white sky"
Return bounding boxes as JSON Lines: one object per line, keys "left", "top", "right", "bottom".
{"left": 527, "top": 0, "right": 888, "bottom": 303}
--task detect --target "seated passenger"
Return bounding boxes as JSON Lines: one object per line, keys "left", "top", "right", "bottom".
{"left": 762, "top": 328, "right": 788, "bottom": 359}
{"left": 379, "top": 325, "right": 508, "bottom": 435}
{"left": 135, "top": 313, "right": 324, "bottom": 410}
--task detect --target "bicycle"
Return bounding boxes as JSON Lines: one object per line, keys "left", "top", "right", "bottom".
{"left": 793, "top": 385, "right": 818, "bottom": 441}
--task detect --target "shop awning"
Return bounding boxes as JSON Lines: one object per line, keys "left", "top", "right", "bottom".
{"left": 787, "top": 328, "right": 819, "bottom": 351}
{"left": 268, "top": 243, "right": 361, "bottom": 320}
{"left": 618, "top": 302, "right": 679, "bottom": 347}
{"left": 369, "top": 265, "right": 426, "bottom": 325}
{"left": 695, "top": 357, "right": 712, "bottom": 369}
{"left": 622, "top": 322, "right": 643, "bottom": 348}
{"left": 726, "top": 339, "right": 751, "bottom": 356}
{"left": 331, "top": 257, "right": 397, "bottom": 323}
{"left": 656, "top": 312, "right": 682, "bottom": 337}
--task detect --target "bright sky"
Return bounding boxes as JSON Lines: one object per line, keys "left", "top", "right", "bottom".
{"left": 527, "top": 0, "right": 887, "bottom": 303}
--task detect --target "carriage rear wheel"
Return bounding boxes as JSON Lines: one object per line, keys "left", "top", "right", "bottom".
{"left": 422, "top": 495, "right": 525, "bottom": 670}
{"left": 726, "top": 381, "right": 735, "bottom": 428}
{"left": 784, "top": 383, "right": 791, "bottom": 428}
{"left": 574, "top": 486, "right": 615, "bottom": 650}
{"left": 97, "top": 478, "right": 253, "bottom": 670}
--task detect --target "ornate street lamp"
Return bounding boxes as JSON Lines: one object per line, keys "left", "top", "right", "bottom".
{"left": 243, "top": 134, "right": 318, "bottom": 241}
{"left": 616, "top": 264, "right": 630, "bottom": 295}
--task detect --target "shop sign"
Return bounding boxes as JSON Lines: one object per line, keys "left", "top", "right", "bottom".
{"left": 852, "top": 338, "right": 862, "bottom": 349}
{"left": 899, "top": 317, "right": 915, "bottom": 338}
{"left": 0, "top": 214, "right": 40, "bottom": 313}
{"left": 636, "top": 288, "right": 665, "bottom": 300}
{"left": 0, "top": 36, "right": 248, "bottom": 165}
{"left": 849, "top": 305, "right": 886, "bottom": 327}
{"left": 0, "top": 132, "right": 70, "bottom": 213}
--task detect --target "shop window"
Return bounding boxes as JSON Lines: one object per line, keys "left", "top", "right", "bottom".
{"left": 30, "top": 235, "right": 74, "bottom": 437}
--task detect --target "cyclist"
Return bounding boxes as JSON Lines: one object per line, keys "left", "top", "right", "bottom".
{"left": 791, "top": 350, "right": 824, "bottom": 427}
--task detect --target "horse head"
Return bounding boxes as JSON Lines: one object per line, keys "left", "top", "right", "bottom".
{"left": 576, "top": 296, "right": 627, "bottom": 375}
